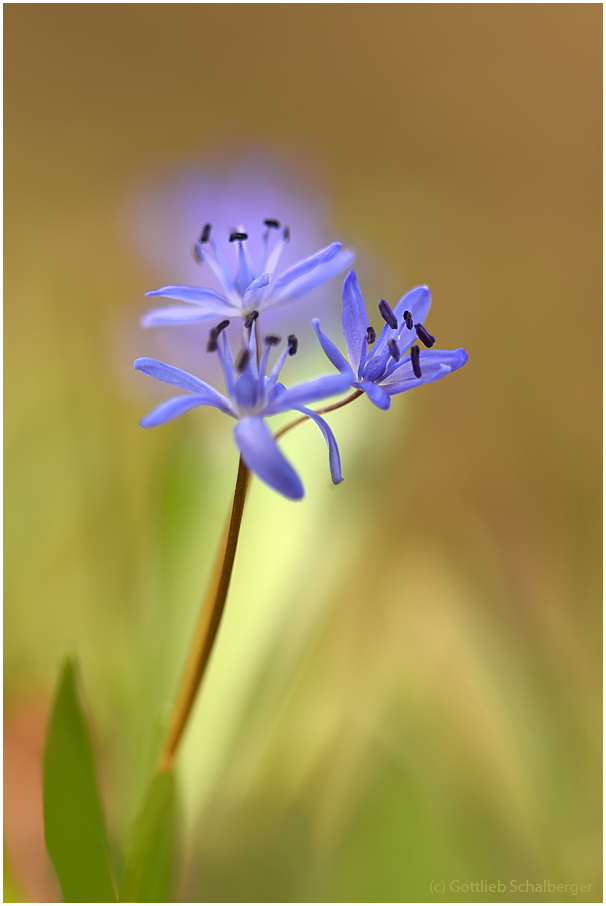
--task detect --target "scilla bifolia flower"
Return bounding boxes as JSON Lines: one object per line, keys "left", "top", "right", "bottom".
{"left": 135, "top": 324, "right": 350, "bottom": 499}
{"left": 142, "top": 221, "right": 354, "bottom": 328}
{"left": 313, "top": 270, "right": 468, "bottom": 409}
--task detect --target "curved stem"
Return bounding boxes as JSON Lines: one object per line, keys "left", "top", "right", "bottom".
{"left": 274, "top": 388, "right": 363, "bottom": 440}
{"left": 158, "top": 456, "right": 251, "bottom": 771}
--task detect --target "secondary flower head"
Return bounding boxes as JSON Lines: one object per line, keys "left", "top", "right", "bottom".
{"left": 313, "top": 270, "right": 468, "bottom": 409}
{"left": 142, "top": 221, "right": 354, "bottom": 329}
{"left": 134, "top": 324, "right": 351, "bottom": 499}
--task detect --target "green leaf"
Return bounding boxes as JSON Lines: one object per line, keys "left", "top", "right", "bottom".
{"left": 120, "top": 770, "right": 176, "bottom": 903}
{"left": 43, "top": 656, "right": 117, "bottom": 902}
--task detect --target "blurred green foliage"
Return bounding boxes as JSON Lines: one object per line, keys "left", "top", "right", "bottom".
{"left": 120, "top": 771, "right": 176, "bottom": 903}
{"left": 43, "top": 657, "right": 117, "bottom": 902}
{"left": 5, "top": 4, "right": 602, "bottom": 903}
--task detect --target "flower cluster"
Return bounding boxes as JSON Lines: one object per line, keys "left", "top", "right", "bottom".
{"left": 135, "top": 221, "right": 467, "bottom": 499}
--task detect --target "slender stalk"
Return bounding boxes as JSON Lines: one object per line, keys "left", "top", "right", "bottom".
{"left": 158, "top": 456, "right": 251, "bottom": 771}
{"left": 158, "top": 389, "right": 362, "bottom": 770}
{"left": 274, "top": 388, "right": 363, "bottom": 440}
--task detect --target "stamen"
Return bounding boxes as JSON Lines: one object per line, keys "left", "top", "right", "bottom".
{"left": 283, "top": 226, "right": 290, "bottom": 242}
{"left": 199, "top": 223, "right": 212, "bottom": 244}
{"left": 229, "top": 231, "right": 248, "bottom": 242}
{"left": 206, "top": 319, "right": 230, "bottom": 352}
{"left": 366, "top": 326, "right": 376, "bottom": 345}
{"left": 264, "top": 219, "right": 280, "bottom": 229}
{"left": 192, "top": 245, "right": 204, "bottom": 264}
{"left": 379, "top": 299, "right": 398, "bottom": 330}
{"left": 404, "top": 310, "right": 413, "bottom": 331}
{"left": 411, "top": 344, "right": 422, "bottom": 378}
{"left": 387, "top": 338, "right": 400, "bottom": 361}
{"left": 235, "top": 349, "right": 251, "bottom": 373}
{"left": 244, "top": 310, "right": 259, "bottom": 329}
{"left": 264, "top": 334, "right": 281, "bottom": 346}
{"left": 287, "top": 334, "right": 298, "bottom": 356}
{"left": 415, "top": 323, "right": 435, "bottom": 348}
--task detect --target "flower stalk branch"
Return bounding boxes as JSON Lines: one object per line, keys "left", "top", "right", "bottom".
{"left": 274, "top": 388, "right": 363, "bottom": 440}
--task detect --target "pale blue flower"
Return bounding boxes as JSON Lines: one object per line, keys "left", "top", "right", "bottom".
{"left": 134, "top": 326, "right": 351, "bottom": 500}
{"left": 313, "top": 271, "right": 468, "bottom": 409}
{"left": 142, "top": 222, "right": 354, "bottom": 328}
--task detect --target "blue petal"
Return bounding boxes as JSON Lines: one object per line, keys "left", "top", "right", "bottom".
{"left": 295, "top": 407, "right": 343, "bottom": 485}
{"left": 234, "top": 240, "right": 257, "bottom": 297}
{"left": 341, "top": 270, "right": 369, "bottom": 374}
{"left": 312, "top": 319, "right": 354, "bottom": 376}
{"left": 134, "top": 358, "right": 233, "bottom": 412}
{"left": 361, "top": 381, "right": 391, "bottom": 410}
{"left": 383, "top": 348, "right": 468, "bottom": 394}
{"left": 234, "top": 366, "right": 260, "bottom": 411}
{"left": 217, "top": 332, "right": 236, "bottom": 398}
{"left": 145, "top": 285, "right": 235, "bottom": 311}
{"left": 268, "top": 249, "right": 355, "bottom": 307}
{"left": 271, "top": 242, "right": 342, "bottom": 293}
{"left": 234, "top": 417, "right": 304, "bottom": 500}
{"left": 263, "top": 373, "right": 352, "bottom": 416}
{"left": 140, "top": 394, "right": 219, "bottom": 428}
{"left": 141, "top": 305, "right": 232, "bottom": 328}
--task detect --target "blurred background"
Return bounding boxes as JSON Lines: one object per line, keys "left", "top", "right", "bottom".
{"left": 4, "top": 5, "right": 601, "bottom": 903}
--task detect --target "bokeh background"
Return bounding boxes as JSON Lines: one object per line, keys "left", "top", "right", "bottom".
{"left": 4, "top": 5, "right": 601, "bottom": 903}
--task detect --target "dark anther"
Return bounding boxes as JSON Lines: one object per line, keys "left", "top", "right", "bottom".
{"left": 244, "top": 310, "right": 259, "bottom": 329}
{"left": 387, "top": 338, "right": 400, "bottom": 361}
{"left": 404, "top": 310, "right": 413, "bottom": 331}
{"left": 415, "top": 323, "right": 435, "bottom": 348}
{"left": 287, "top": 334, "right": 298, "bottom": 356}
{"left": 411, "top": 344, "right": 422, "bottom": 378}
{"left": 199, "top": 223, "right": 212, "bottom": 244}
{"left": 366, "top": 326, "right": 376, "bottom": 345}
{"left": 379, "top": 299, "right": 398, "bottom": 330}
{"left": 206, "top": 319, "right": 230, "bottom": 352}
{"left": 236, "top": 349, "right": 251, "bottom": 373}
{"left": 192, "top": 245, "right": 204, "bottom": 265}
{"left": 264, "top": 334, "right": 281, "bottom": 346}
{"left": 283, "top": 226, "right": 291, "bottom": 242}
{"left": 229, "top": 231, "right": 248, "bottom": 242}
{"left": 264, "top": 219, "right": 280, "bottom": 229}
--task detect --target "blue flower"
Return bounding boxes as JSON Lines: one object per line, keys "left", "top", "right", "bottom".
{"left": 142, "top": 222, "right": 354, "bottom": 328}
{"left": 134, "top": 326, "right": 351, "bottom": 500}
{"left": 312, "top": 271, "right": 468, "bottom": 409}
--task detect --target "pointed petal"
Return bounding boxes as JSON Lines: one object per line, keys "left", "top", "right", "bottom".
{"left": 270, "top": 242, "right": 342, "bottom": 293}
{"left": 234, "top": 417, "right": 304, "bottom": 500}
{"left": 145, "top": 285, "right": 235, "bottom": 311}
{"left": 382, "top": 348, "right": 468, "bottom": 394}
{"left": 141, "top": 305, "right": 232, "bottom": 328}
{"left": 361, "top": 381, "right": 391, "bottom": 410}
{"left": 140, "top": 394, "right": 218, "bottom": 428}
{"left": 268, "top": 249, "right": 356, "bottom": 307}
{"left": 341, "top": 270, "right": 369, "bottom": 374}
{"left": 312, "top": 319, "right": 354, "bottom": 376}
{"left": 263, "top": 373, "right": 352, "bottom": 416}
{"left": 295, "top": 407, "right": 343, "bottom": 484}
{"left": 134, "top": 358, "right": 232, "bottom": 412}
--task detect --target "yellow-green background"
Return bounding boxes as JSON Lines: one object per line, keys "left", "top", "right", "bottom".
{"left": 5, "top": 5, "right": 601, "bottom": 902}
